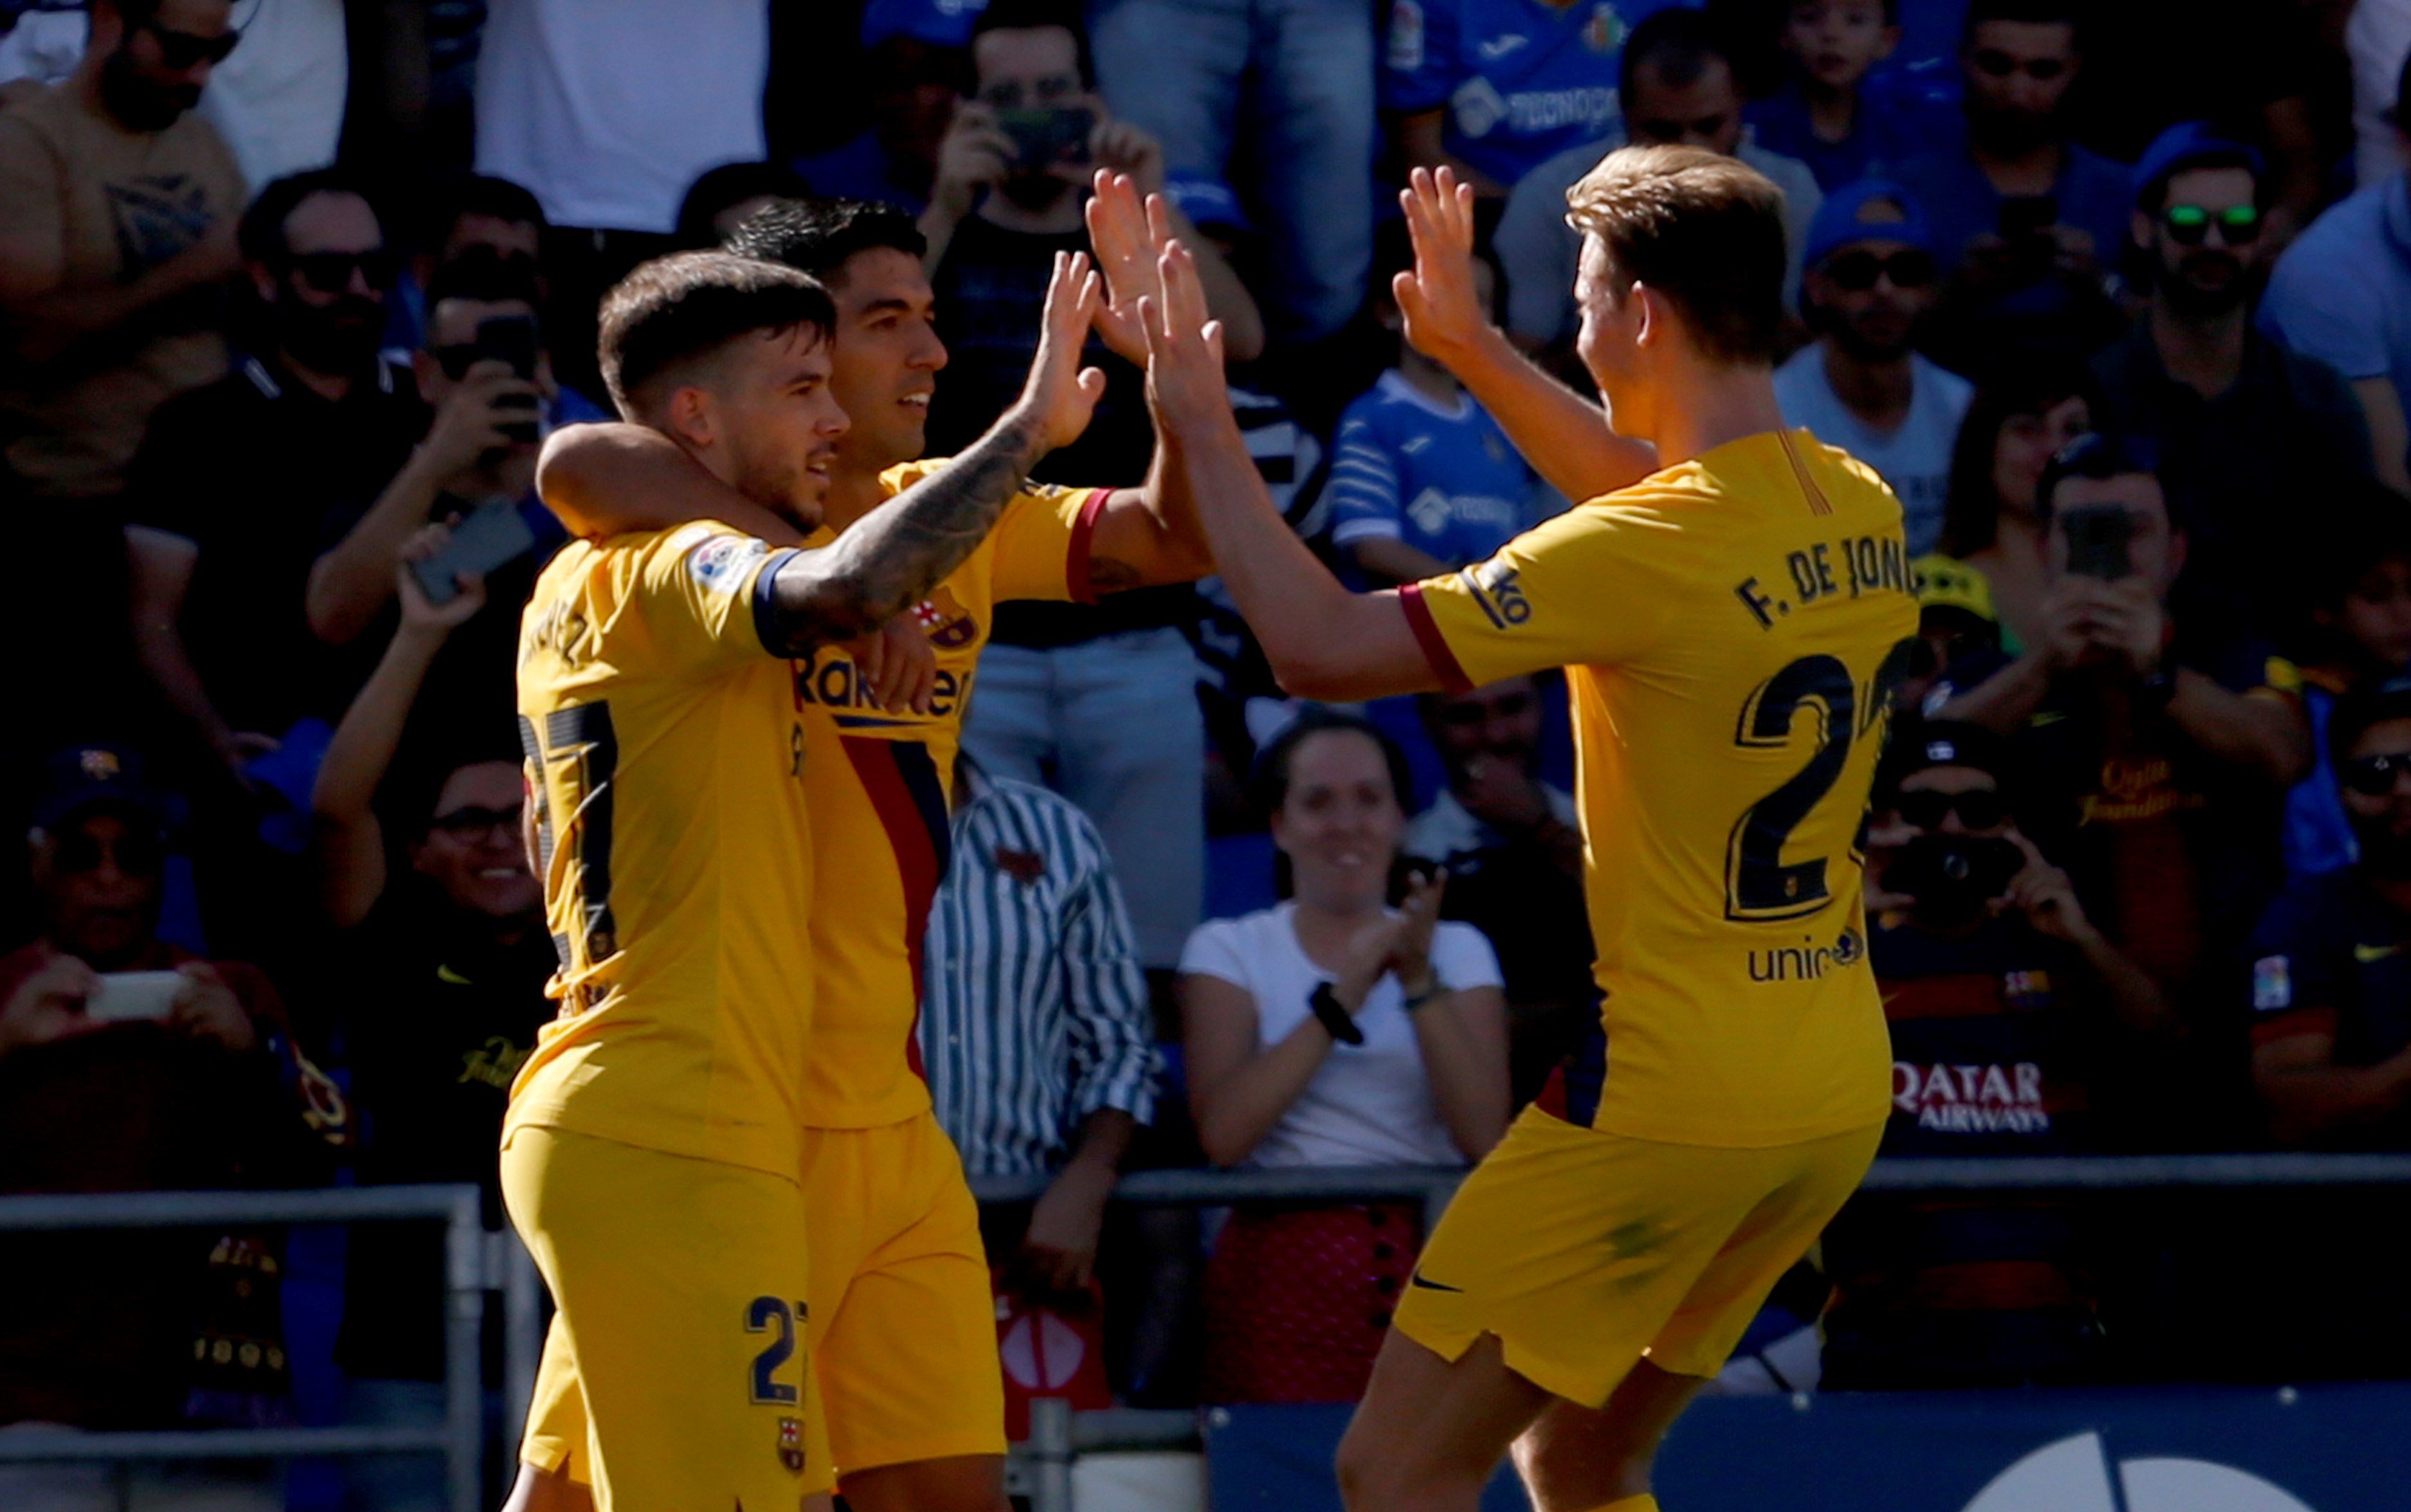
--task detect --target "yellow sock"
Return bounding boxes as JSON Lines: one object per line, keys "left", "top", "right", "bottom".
{"left": 1581, "top": 1498, "right": 1659, "bottom": 1512}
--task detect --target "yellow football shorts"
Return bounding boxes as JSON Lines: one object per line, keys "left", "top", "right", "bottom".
{"left": 502, "top": 1124, "right": 834, "bottom": 1505}
{"left": 1395, "top": 1106, "right": 1883, "bottom": 1407}
{"left": 801, "top": 1110, "right": 1006, "bottom": 1477}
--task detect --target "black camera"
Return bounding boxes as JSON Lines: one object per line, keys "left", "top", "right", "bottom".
{"left": 995, "top": 106, "right": 1096, "bottom": 174}
{"left": 1886, "top": 833, "right": 2024, "bottom": 927}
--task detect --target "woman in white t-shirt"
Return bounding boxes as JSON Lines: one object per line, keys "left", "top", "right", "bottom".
{"left": 1180, "top": 710, "right": 1510, "bottom": 1403}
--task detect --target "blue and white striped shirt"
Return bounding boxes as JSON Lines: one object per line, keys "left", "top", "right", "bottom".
{"left": 920, "top": 772, "right": 1159, "bottom": 1178}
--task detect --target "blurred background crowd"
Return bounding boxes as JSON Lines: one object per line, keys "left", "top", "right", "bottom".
{"left": 6, "top": 0, "right": 2411, "bottom": 1505}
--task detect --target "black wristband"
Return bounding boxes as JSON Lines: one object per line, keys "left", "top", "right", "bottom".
{"left": 1309, "top": 982, "right": 1365, "bottom": 1045}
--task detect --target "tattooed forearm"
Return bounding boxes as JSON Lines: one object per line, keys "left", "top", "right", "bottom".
{"left": 764, "top": 415, "right": 1046, "bottom": 651}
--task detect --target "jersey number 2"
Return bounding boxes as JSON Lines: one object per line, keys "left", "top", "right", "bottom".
{"left": 746, "top": 1295, "right": 802, "bottom": 1405}
{"left": 1724, "top": 640, "right": 1915, "bottom": 921}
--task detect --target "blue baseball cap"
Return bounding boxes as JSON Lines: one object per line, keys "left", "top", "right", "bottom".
{"left": 30, "top": 744, "right": 183, "bottom": 834}
{"left": 1803, "top": 179, "right": 1933, "bottom": 268}
{"left": 1162, "top": 172, "right": 1252, "bottom": 237}
{"left": 860, "top": 0, "right": 988, "bottom": 51}
{"left": 2130, "top": 122, "right": 2264, "bottom": 208}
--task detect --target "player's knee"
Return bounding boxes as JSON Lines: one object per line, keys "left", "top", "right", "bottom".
{"left": 1337, "top": 1434, "right": 1482, "bottom": 1512}
{"left": 1333, "top": 1431, "right": 1388, "bottom": 1511}
{"left": 1513, "top": 1414, "right": 1661, "bottom": 1510}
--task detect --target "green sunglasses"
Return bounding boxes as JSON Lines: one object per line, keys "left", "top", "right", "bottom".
{"left": 2162, "top": 203, "right": 2261, "bottom": 246}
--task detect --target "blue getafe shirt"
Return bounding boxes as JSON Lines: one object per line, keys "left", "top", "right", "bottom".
{"left": 1888, "top": 140, "right": 2133, "bottom": 275}
{"left": 1325, "top": 370, "right": 1543, "bottom": 578}
{"left": 1382, "top": 0, "right": 1696, "bottom": 188}
{"left": 1744, "top": 80, "right": 1962, "bottom": 192}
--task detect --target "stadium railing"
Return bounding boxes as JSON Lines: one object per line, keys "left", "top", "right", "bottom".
{"left": 0, "top": 1184, "right": 522, "bottom": 1512}
{"left": 10, "top": 1153, "right": 2411, "bottom": 1512}
{"left": 973, "top": 1153, "right": 2411, "bottom": 1512}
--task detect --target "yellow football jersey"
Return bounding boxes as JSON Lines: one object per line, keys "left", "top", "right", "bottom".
{"left": 511, "top": 521, "right": 837, "bottom": 1175}
{"left": 791, "top": 459, "right": 1106, "bottom": 1128}
{"left": 1404, "top": 429, "right": 1920, "bottom": 1147}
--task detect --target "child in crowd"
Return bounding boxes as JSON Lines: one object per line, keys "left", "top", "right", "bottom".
{"left": 1746, "top": 0, "right": 1954, "bottom": 192}
{"left": 1324, "top": 223, "right": 1549, "bottom": 588}
{"left": 2283, "top": 493, "right": 2411, "bottom": 881}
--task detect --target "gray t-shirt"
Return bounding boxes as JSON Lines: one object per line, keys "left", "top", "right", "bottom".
{"left": 1496, "top": 130, "right": 1822, "bottom": 348}
{"left": 1773, "top": 346, "right": 1973, "bottom": 557}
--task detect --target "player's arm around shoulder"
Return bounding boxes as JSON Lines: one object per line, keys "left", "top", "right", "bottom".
{"left": 537, "top": 422, "right": 801, "bottom": 546}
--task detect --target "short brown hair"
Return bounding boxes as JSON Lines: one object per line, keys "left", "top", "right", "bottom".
{"left": 596, "top": 251, "right": 836, "bottom": 418}
{"left": 1564, "top": 145, "right": 1787, "bottom": 366}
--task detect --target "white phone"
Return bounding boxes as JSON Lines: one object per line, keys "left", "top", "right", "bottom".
{"left": 86, "top": 970, "right": 185, "bottom": 1023}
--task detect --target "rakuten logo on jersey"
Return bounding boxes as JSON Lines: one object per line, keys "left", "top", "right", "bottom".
{"left": 1893, "top": 1060, "right": 2048, "bottom": 1135}
{"left": 792, "top": 654, "right": 973, "bottom": 721}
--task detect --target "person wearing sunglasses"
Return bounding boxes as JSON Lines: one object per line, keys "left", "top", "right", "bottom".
{"left": 1776, "top": 180, "right": 1971, "bottom": 557}
{"left": 0, "top": 741, "right": 343, "bottom": 1512}
{"left": 305, "top": 254, "right": 610, "bottom": 742}
{"left": 2249, "top": 676, "right": 2411, "bottom": 1152}
{"left": 305, "top": 521, "right": 559, "bottom": 1511}
{"left": 302, "top": 252, "right": 561, "bottom": 658}
{"left": 1828, "top": 721, "right": 2169, "bottom": 1388}
{"left": 2279, "top": 492, "right": 2411, "bottom": 886}
{"left": 2091, "top": 122, "right": 2375, "bottom": 640}
{"left": 122, "top": 168, "right": 429, "bottom": 791}
{"left": 0, "top": 0, "right": 247, "bottom": 507}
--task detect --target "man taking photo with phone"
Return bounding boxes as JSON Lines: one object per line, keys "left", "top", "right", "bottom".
{"left": 1933, "top": 433, "right": 2309, "bottom": 1140}
{"left": 307, "top": 255, "right": 609, "bottom": 724}
{"left": 0, "top": 743, "right": 344, "bottom": 1512}
{"left": 918, "top": 0, "right": 1262, "bottom": 483}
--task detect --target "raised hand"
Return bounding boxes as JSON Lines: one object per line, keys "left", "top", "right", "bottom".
{"left": 1011, "top": 251, "right": 1109, "bottom": 453}
{"left": 1088, "top": 117, "right": 1166, "bottom": 195}
{"left": 1389, "top": 869, "right": 1449, "bottom": 995}
{"left": 1999, "top": 830, "right": 2097, "bottom": 946}
{"left": 1394, "top": 167, "right": 1490, "bottom": 363}
{"left": 930, "top": 102, "right": 1017, "bottom": 221}
{"left": 395, "top": 520, "right": 489, "bottom": 632}
{"left": 1087, "top": 170, "right": 1177, "bottom": 365}
{"left": 420, "top": 362, "right": 541, "bottom": 485}
{"left": 1332, "top": 912, "right": 1409, "bottom": 1013}
{"left": 1137, "top": 239, "right": 1231, "bottom": 441}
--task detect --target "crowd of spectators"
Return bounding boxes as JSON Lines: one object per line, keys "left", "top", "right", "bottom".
{"left": 6, "top": 0, "right": 2411, "bottom": 1495}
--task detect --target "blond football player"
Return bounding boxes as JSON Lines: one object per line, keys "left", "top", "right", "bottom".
{"left": 1141, "top": 150, "right": 1919, "bottom": 1512}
